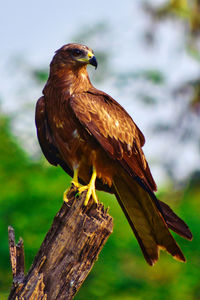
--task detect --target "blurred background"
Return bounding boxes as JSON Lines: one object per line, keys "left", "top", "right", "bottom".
{"left": 1, "top": 0, "right": 200, "bottom": 299}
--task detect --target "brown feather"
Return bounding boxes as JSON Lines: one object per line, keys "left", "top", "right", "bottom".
{"left": 113, "top": 170, "right": 186, "bottom": 265}
{"left": 69, "top": 91, "right": 157, "bottom": 192}
{"left": 158, "top": 200, "right": 193, "bottom": 240}
{"left": 35, "top": 96, "right": 59, "bottom": 166}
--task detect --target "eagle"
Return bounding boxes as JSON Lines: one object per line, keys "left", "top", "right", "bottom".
{"left": 35, "top": 43, "right": 192, "bottom": 265}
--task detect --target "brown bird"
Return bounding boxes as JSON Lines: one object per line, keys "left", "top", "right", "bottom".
{"left": 35, "top": 43, "right": 192, "bottom": 265}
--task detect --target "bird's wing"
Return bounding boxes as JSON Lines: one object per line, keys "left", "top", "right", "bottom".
{"left": 36, "top": 96, "right": 113, "bottom": 191}
{"left": 69, "top": 89, "right": 157, "bottom": 192}
{"left": 35, "top": 96, "right": 59, "bottom": 166}
{"left": 35, "top": 96, "right": 73, "bottom": 178}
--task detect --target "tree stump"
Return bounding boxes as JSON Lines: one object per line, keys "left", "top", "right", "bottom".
{"left": 8, "top": 186, "right": 113, "bottom": 300}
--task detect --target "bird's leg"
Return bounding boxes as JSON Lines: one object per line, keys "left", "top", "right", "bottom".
{"left": 71, "top": 167, "right": 80, "bottom": 188}
{"left": 78, "top": 167, "right": 98, "bottom": 205}
{"left": 63, "top": 167, "right": 80, "bottom": 202}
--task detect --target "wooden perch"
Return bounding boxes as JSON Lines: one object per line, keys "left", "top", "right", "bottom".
{"left": 8, "top": 186, "right": 113, "bottom": 300}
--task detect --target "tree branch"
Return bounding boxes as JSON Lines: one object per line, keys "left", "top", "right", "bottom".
{"left": 8, "top": 186, "right": 113, "bottom": 300}
{"left": 8, "top": 226, "right": 25, "bottom": 288}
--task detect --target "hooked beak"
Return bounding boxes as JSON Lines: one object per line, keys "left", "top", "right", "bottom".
{"left": 89, "top": 56, "right": 98, "bottom": 69}
{"left": 77, "top": 50, "right": 98, "bottom": 69}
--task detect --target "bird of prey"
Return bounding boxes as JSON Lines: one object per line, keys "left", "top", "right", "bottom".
{"left": 35, "top": 43, "right": 192, "bottom": 265}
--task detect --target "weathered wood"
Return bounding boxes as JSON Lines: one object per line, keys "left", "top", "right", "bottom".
{"left": 8, "top": 226, "right": 25, "bottom": 284}
{"left": 8, "top": 186, "right": 113, "bottom": 300}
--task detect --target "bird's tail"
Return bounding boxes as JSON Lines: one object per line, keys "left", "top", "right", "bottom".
{"left": 113, "top": 171, "right": 192, "bottom": 265}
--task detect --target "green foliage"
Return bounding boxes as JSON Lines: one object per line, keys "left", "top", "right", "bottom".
{"left": 32, "top": 69, "right": 48, "bottom": 83}
{"left": 0, "top": 112, "right": 70, "bottom": 297}
{"left": 116, "top": 69, "right": 165, "bottom": 87}
{"left": 148, "top": 0, "right": 200, "bottom": 38}
{"left": 140, "top": 70, "right": 165, "bottom": 84}
{"left": 0, "top": 111, "right": 200, "bottom": 299}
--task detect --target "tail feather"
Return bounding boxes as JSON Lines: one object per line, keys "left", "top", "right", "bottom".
{"left": 113, "top": 173, "right": 186, "bottom": 265}
{"left": 158, "top": 200, "right": 193, "bottom": 241}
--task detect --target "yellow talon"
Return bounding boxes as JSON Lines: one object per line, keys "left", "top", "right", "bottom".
{"left": 63, "top": 166, "right": 98, "bottom": 205}
{"left": 63, "top": 189, "right": 70, "bottom": 202}
{"left": 63, "top": 168, "right": 80, "bottom": 202}
{"left": 78, "top": 167, "right": 98, "bottom": 205}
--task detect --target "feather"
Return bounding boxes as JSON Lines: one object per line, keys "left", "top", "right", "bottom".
{"left": 113, "top": 171, "right": 186, "bottom": 265}
{"left": 69, "top": 91, "right": 157, "bottom": 191}
{"left": 158, "top": 200, "right": 193, "bottom": 240}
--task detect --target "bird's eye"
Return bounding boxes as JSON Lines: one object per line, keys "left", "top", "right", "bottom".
{"left": 72, "top": 49, "right": 82, "bottom": 57}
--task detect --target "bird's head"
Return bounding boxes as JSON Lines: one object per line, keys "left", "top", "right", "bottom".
{"left": 51, "top": 43, "right": 98, "bottom": 70}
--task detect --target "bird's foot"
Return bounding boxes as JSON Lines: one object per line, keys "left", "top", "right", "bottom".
{"left": 63, "top": 188, "right": 70, "bottom": 203}
{"left": 63, "top": 181, "right": 80, "bottom": 203}
{"left": 78, "top": 182, "right": 98, "bottom": 206}
{"left": 64, "top": 166, "right": 98, "bottom": 205}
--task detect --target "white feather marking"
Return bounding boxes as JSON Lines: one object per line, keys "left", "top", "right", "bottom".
{"left": 72, "top": 129, "right": 79, "bottom": 138}
{"left": 69, "top": 86, "right": 73, "bottom": 95}
{"left": 104, "top": 110, "right": 111, "bottom": 120}
{"left": 81, "top": 73, "right": 87, "bottom": 79}
{"left": 127, "top": 144, "right": 132, "bottom": 152}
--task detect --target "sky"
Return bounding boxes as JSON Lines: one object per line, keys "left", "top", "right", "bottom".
{"left": 1, "top": 0, "right": 200, "bottom": 185}
{"left": 1, "top": 1, "right": 133, "bottom": 61}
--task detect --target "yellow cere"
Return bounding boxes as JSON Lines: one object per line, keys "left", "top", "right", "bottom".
{"left": 77, "top": 51, "right": 94, "bottom": 62}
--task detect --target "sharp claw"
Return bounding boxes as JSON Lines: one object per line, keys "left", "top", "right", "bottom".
{"left": 63, "top": 190, "right": 69, "bottom": 202}
{"left": 92, "top": 189, "right": 98, "bottom": 204}
{"left": 84, "top": 191, "right": 90, "bottom": 206}
{"left": 63, "top": 165, "right": 81, "bottom": 203}
{"left": 63, "top": 180, "right": 80, "bottom": 203}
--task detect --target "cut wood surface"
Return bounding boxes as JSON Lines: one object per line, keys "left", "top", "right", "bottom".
{"left": 8, "top": 186, "right": 113, "bottom": 300}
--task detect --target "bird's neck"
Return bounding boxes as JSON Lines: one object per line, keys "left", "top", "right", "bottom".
{"left": 44, "top": 64, "right": 92, "bottom": 96}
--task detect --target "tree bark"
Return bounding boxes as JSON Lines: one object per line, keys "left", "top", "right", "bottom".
{"left": 8, "top": 186, "right": 113, "bottom": 300}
